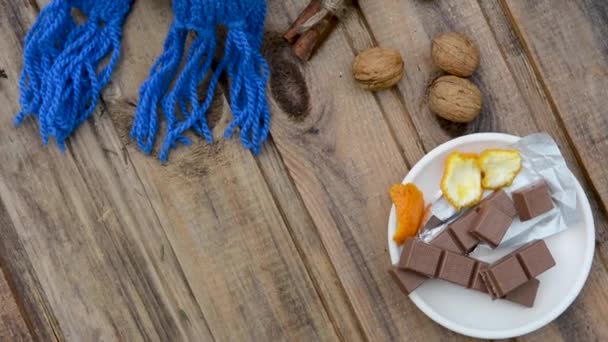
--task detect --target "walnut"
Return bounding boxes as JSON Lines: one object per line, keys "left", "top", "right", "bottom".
{"left": 429, "top": 75, "right": 482, "bottom": 123}
{"left": 432, "top": 32, "right": 480, "bottom": 77}
{"left": 352, "top": 47, "right": 404, "bottom": 91}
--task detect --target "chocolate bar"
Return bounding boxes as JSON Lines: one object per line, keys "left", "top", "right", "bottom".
{"left": 392, "top": 240, "right": 541, "bottom": 306}
{"left": 512, "top": 180, "right": 553, "bottom": 221}
{"left": 481, "top": 240, "right": 555, "bottom": 299}
{"left": 470, "top": 205, "right": 513, "bottom": 248}
{"left": 398, "top": 238, "right": 486, "bottom": 288}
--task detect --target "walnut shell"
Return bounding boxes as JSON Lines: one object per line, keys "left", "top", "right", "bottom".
{"left": 432, "top": 32, "right": 480, "bottom": 77}
{"left": 429, "top": 75, "right": 482, "bottom": 123}
{"left": 352, "top": 47, "right": 404, "bottom": 91}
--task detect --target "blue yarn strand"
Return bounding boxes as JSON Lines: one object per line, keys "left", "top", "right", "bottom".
{"left": 16, "top": 0, "right": 73, "bottom": 125}
{"left": 222, "top": 25, "right": 270, "bottom": 155}
{"left": 16, "top": 0, "right": 132, "bottom": 150}
{"left": 158, "top": 29, "right": 219, "bottom": 162}
{"left": 131, "top": 24, "right": 187, "bottom": 155}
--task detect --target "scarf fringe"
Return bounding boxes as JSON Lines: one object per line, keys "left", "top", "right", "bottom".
{"left": 222, "top": 24, "right": 270, "bottom": 156}
{"left": 135, "top": 23, "right": 270, "bottom": 162}
{"left": 16, "top": 1, "right": 129, "bottom": 150}
{"left": 131, "top": 23, "right": 188, "bottom": 155}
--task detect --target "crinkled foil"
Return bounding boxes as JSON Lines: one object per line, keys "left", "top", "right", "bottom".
{"left": 419, "top": 133, "right": 580, "bottom": 262}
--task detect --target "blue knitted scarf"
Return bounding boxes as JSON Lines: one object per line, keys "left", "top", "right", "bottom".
{"left": 16, "top": 0, "right": 271, "bottom": 162}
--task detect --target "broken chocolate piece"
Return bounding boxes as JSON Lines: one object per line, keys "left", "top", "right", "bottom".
{"left": 481, "top": 240, "right": 555, "bottom": 298}
{"left": 512, "top": 180, "right": 554, "bottom": 221}
{"left": 469, "top": 262, "right": 488, "bottom": 292}
{"left": 470, "top": 205, "right": 513, "bottom": 248}
{"left": 504, "top": 279, "right": 540, "bottom": 308}
{"left": 389, "top": 268, "right": 427, "bottom": 295}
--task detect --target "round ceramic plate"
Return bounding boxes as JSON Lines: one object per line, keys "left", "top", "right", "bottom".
{"left": 387, "top": 133, "right": 595, "bottom": 339}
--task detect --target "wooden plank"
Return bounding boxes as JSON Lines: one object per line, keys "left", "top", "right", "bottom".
{"left": 1, "top": 0, "right": 337, "bottom": 340}
{"left": 256, "top": 140, "right": 367, "bottom": 341}
{"left": 1, "top": 2, "right": 215, "bottom": 340}
{"left": 0, "top": 267, "right": 32, "bottom": 341}
{"left": 97, "top": 1, "right": 342, "bottom": 341}
{"left": 476, "top": 2, "right": 608, "bottom": 340}
{"left": 502, "top": 0, "right": 608, "bottom": 215}
{"left": 265, "top": 1, "right": 473, "bottom": 340}
{"left": 477, "top": 0, "right": 608, "bottom": 245}
{"left": 356, "top": 0, "right": 608, "bottom": 340}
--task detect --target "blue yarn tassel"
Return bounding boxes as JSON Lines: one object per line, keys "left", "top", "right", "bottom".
{"left": 222, "top": 22, "right": 271, "bottom": 156}
{"left": 130, "top": 23, "right": 188, "bottom": 155}
{"left": 133, "top": 0, "right": 271, "bottom": 162}
{"left": 16, "top": 0, "right": 133, "bottom": 150}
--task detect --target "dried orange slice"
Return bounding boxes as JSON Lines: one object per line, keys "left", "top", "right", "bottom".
{"left": 478, "top": 149, "right": 522, "bottom": 189}
{"left": 390, "top": 183, "right": 425, "bottom": 245}
{"left": 441, "top": 152, "right": 483, "bottom": 209}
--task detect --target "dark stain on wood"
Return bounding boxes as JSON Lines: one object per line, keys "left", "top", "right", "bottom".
{"left": 0, "top": 198, "right": 64, "bottom": 341}
{"left": 579, "top": 0, "right": 608, "bottom": 60}
{"left": 262, "top": 32, "right": 311, "bottom": 121}
{"left": 167, "top": 140, "right": 227, "bottom": 181}
{"left": 107, "top": 99, "right": 136, "bottom": 146}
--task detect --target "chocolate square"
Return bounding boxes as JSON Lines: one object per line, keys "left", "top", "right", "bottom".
{"left": 398, "top": 239, "right": 443, "bottom": 277}
{"left": 437, "top": 251, "right": 476, "bottom": 287}
{"left": 430, "top": 229, "right": 461, "bottom": 253}
{"left": 512, "top": 180, "right": 554, "bottom": 221}
{"left": 483, "top": 257, "right": 529, "bottom": 298}
{"left": 504, "top": 279, "right": 540, "bottom": 307}
{"left": 470, "top": 205, "right": 513, "bottom": 248}
{"left": 517, "top": 240, "right": 556, "bottom": 278}
{"left": 481, "top": 190, "right": 516, "bottom": 217}
{"left": 389, "top": 268, "right": 427, "bottom": 295}
{"left": 447, "top": 208, "right": 481, "bottom": 253}
{"left": 469, "top": 262, "right": 489, "bottom": 292}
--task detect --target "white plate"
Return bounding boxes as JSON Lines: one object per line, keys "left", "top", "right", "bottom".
{"left": 387, "top": 133, "right": 595, "bottom": 339}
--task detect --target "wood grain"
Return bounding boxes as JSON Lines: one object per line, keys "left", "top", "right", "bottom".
{"left": 265, "top": 1, "right": 473, "bottom": 340}
{"left": 357, "top": 0, "right": 608, "bottom": 340}
{"left": 0, "top": 0, "right": 337, "bottom": 340}
{"left": 0, "top": 267, "right": 32, "bottom": 341}
{"left": 98, "top": 1, "right": 343, "bottom": 341}
{"left": 502, "top": 0, "right": 608, "bottom": 215}
{"left": 0, "top": 0, "right": 607, "bottom": 340}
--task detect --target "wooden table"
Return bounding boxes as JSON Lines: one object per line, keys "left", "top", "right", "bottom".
{"left": 0, "top": 0, "right": 607, "bottom": 340}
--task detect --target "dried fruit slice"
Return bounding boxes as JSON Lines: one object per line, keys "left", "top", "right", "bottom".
{"left": 441, "top": 152, "right": 483, "bottom": 209}
{"left": 478, "top": 149, "right": 522, "bottom": 189}
{"left": 390, "top": 183, "right": 425, "bottom": 245}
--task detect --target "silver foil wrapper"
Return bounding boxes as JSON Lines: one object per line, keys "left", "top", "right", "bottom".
{"left": 419, "top": 133, "right": 580, "bottom": 262}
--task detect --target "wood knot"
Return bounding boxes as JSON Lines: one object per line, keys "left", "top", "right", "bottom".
{"left": 262, "top": 32, "right": 311, "bottom": 121}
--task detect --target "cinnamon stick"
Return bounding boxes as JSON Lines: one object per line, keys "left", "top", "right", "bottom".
{"left": 283, "top": 0, "right": 339, "bottom": 61}
{"left": 284, "top": 0, "right": 322, "bottom": 44}
{"left": 293, "top": 15, "right": 338, "bottom": 61}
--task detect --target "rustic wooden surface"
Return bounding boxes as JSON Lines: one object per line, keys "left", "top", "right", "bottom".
{"left": 0, "top": 0, "right": 606, "bottom": 340}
